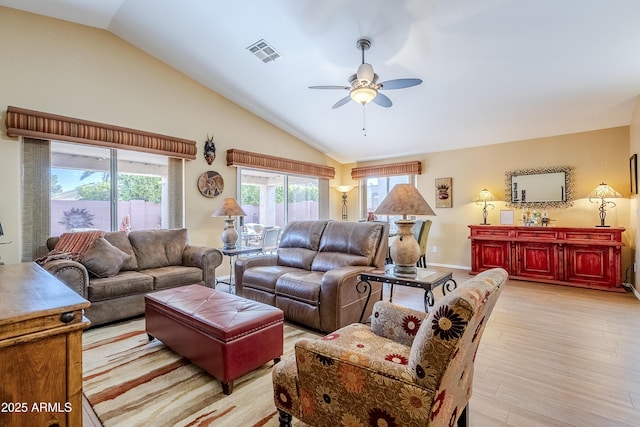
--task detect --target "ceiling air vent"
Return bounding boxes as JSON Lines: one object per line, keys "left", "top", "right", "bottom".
{"left": 246, "top": 39, "right": 281, "bottom": 63}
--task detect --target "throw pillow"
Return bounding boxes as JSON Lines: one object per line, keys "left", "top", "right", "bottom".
{"left": 80, "top": 237, "right": 131, "bottom": 278}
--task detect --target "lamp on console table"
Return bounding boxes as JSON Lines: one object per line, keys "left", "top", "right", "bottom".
{"left": 475, "top": 188, "right": 495, "bottom": 225}
{"left": 588, "top": 182, "right": 623, "bottom": 227}
{"left": 211, "top": 198, "right": 247, "bottom": 249}
{"left": 374, "top": 184, "right": 435, "bottom": 276}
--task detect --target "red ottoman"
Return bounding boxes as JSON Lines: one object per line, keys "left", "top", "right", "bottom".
{"left": 145, "top": 284, "right": 284, "bottom": 395}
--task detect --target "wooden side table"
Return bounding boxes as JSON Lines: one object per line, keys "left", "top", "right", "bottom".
{"left": 0, "top": 262, "right": 90, "bottom": 427}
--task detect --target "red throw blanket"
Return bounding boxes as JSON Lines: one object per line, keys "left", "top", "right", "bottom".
{"left": 35, "top": 230, "right": 105, "bottom": 265}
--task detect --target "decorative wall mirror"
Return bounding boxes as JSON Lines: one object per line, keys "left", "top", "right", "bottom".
{"left": 505, "top": 165, "right": 574, "bottom": 208}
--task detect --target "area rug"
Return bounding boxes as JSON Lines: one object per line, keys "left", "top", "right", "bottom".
{"left": 82, "top": 317, "right": 321, "bottom": 426}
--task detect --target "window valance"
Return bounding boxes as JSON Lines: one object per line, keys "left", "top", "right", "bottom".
{"left": 5, "top": 106, "right": 197, "bottom": 160}
{"left": 227, "top": 149, "right": 335, "bottom": 179}
{"left": 351, "top": 161, "right": 422, "bottom": 179}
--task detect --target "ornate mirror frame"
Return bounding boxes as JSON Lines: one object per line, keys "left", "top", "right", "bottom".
{"left": 505, "top": 165, "right": 575, "bottom": 209}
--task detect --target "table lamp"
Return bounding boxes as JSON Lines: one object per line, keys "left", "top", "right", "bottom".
{"left": 588, "top": 182, "right": 623, "bottom": 227}
{"left": 374, "top": 184, "right": 435, "bottom": 276}
{"left": 475, "top": 188, "right": 495, "bottom": 225}
{"left": 212, "top": 198, "right": 247, "bottom": 249}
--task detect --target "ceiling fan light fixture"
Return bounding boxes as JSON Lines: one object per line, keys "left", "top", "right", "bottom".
{"left": 350, "top": 87, "right": 377, "bottom": 105}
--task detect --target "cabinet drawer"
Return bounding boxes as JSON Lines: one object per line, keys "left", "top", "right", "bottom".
{"left": 515, "top": 229, "right": 560, "bottom": 240}
{"left": 564, "top": 231, "right": 618, "bottom": 242}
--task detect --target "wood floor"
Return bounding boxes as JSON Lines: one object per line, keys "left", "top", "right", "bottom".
{"left": 82, "top": 269, "right": 640, "bottom": 426}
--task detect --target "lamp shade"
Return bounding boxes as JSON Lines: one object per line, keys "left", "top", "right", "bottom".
{"left": 587, "top": 182, "right": 623, "bottom": 199}
{"left": 211, "top": 198, "right": 247, "bottom": 218}
{"left": 475, "top": 188, "right": 495, "bottom": 202}
{"left": 374, "top": 184, "right": 435, "bottom": 218}
{"left": 336, "top": 185, "right": 354, "bottom": 193}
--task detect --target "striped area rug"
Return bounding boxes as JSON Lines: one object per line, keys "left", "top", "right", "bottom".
{"left": 82, "top": 317, "right": 320, "bottom": 426}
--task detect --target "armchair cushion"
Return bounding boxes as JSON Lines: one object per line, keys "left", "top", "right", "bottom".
{"left": 80, "top": 237, "right": 132, "bottom": 278}
{"left": 371, "top": 301, "right": 428, "bottom": 347}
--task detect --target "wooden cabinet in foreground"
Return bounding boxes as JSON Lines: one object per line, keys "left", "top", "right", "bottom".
{"left": 0, "top": 263, "right": 90, "bottom": 427}
{"left": 469, "top": 225, "right": 625, "bottom": 291}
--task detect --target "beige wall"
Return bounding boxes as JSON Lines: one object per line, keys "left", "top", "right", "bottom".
{"left": 351, "top": 126, "right": 632, "bottom": 270}
{"left": 0, "top": 7, "right": 340, "bottom": 264}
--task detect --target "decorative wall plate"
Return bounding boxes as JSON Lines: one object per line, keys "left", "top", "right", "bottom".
{"left": 197, "top": 170, "right": 224, "bottom": 198}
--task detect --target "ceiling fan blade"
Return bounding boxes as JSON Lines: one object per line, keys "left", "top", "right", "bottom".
{"left": 372, "top": 92, "right": 392, "bottom": 108}
{"left": 332, "top": 96, "right": 352, "bottom": 109}
{"left": 309, "top": 85, "right": 350, "bottom": 90}
{"left": 379, "top": 78, "right": 423, "bottom": 90}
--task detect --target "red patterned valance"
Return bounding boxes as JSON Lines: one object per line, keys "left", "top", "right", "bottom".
{"left": 227, "top": 149, "right": 335, "bottom": 179}
{"left": 5, "top": 106, "right": 197, "bottom": 160}
{"left": 351, "top": 161, "right": 422, "bottom": 179}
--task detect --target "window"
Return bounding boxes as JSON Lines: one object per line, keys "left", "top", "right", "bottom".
{"left": 50, "top": 141, "right": 169, "bottom": 235}
{"left": 239, "top": 168, "right": 321, "bottom": 229}
{"left": 361, "top": 174, "right": 416, "bottom": 231}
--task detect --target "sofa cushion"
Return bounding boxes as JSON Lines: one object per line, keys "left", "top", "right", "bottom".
{"left": 275, "top": 271, "right": 323, "bottom": 305}
{"left": 88, "top": 271, "right": 154, "bottom": 301}
{"left": 242, "top": 265, "right": 302, "bottom": 293}
{"left": 277, "top": 221, "right": 328, "bottom": 270}
{"left": 80, "top": 237, "right": 132, "bottom": 278}
{"left": 312, "top": 221, "right": 384, "bottom": 272}
{"left": 140, "top": 266, "right": 203, "bottom": 290}
{"left": 104, "top": 231, "right": 139, "bottom": 271}
{"left": 129, "top": 228, "right": 189, "bottom": 270}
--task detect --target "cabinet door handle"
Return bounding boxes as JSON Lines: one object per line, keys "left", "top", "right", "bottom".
{"left": 60, "top": 312, "right": 75, "bottom": 323}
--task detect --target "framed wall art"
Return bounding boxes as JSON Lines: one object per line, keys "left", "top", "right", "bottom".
{"left": 435, "top": 177, "right": 453, "bottom": 208}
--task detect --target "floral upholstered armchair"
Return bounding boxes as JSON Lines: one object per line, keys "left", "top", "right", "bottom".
{"left": 272, "top": 268, "right": 507, "bottom": 427}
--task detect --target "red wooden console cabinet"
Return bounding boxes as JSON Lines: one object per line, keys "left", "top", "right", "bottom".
{"left": 469, "top": 225, "right": 625, "bottom": 292}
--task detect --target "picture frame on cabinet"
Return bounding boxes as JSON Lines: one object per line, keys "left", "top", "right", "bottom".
{"left": 630, "top": 154, "right": 637, "bottom": 194}
{"left": 500, "top": 209, "right": 514, "bottom": 225}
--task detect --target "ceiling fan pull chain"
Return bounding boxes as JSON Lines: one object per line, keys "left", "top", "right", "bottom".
{"left": 362, "top": 105, "right": 367, "bottom": 136}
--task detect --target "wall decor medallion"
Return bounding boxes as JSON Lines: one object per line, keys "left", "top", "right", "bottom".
{"left": 204, "top": 134, "right": 216, "bottom": 165}
{"left": 435, "top": 177, "right": 453, "bottom": 208}
{"left": 197, "top": 170, "right": 224, "bottom": 198}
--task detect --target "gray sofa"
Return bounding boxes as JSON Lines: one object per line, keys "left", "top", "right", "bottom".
{"left": 235, "top": 220, "right": 389, "bottom": 333}
{"left": 41, "top": 228, "right": 223, "bottom": 326}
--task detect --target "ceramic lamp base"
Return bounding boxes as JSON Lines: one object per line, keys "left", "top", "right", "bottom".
{"left": 390, "top": 219, "right": 420, "bottom": 276}
{"left": 221, "top": 218, "right": 239, "bottom": 249}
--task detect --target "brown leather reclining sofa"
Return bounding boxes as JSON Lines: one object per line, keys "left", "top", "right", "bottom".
{"left": 235, "top": 220, "right": 389, "bottom": 332}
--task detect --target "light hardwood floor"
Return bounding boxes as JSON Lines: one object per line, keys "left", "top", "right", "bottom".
{"left": 82, "top": 269, "right": 640, "bottom": 426}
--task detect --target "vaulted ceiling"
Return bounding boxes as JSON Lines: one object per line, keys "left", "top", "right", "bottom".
{"left": 2, "top": 0, "right": 640, "bottom": 163}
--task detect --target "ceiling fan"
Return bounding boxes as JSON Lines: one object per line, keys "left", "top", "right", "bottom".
{"left": 309, "top": 38, "right": 423, "bottom": 109}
